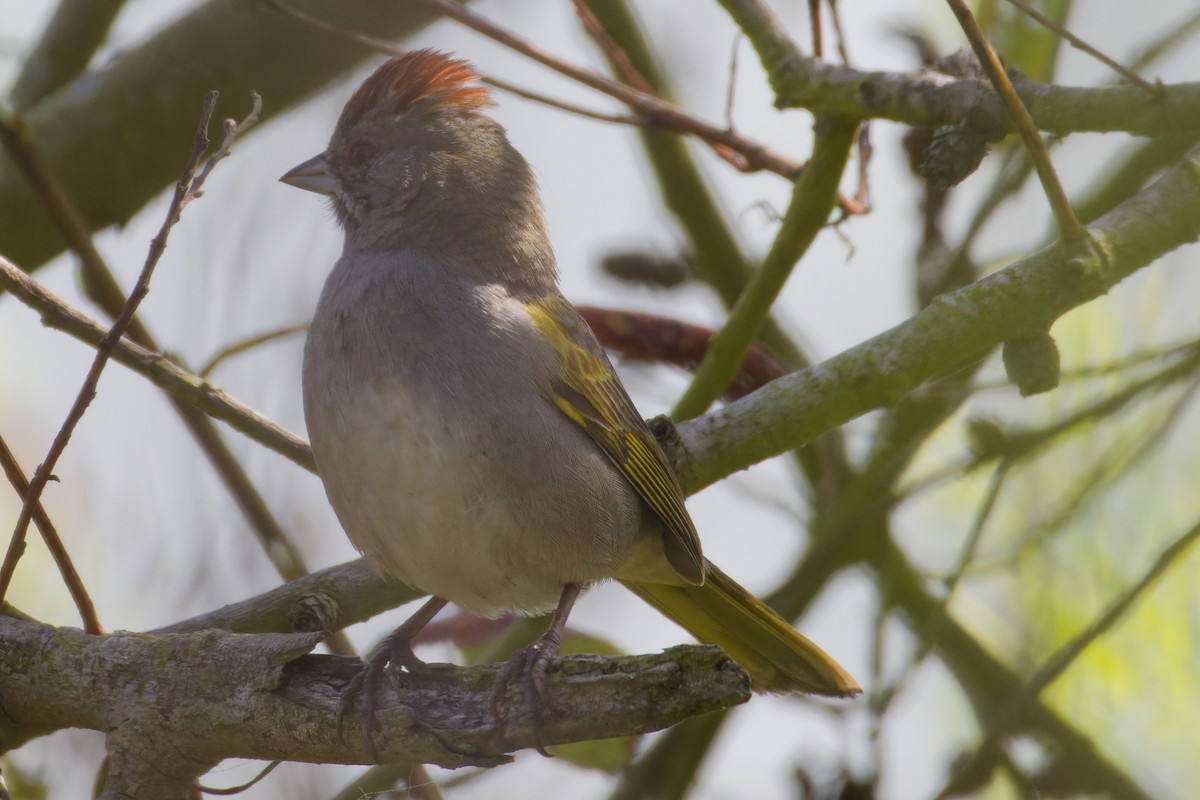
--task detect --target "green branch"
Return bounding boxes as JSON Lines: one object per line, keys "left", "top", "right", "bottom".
{"left": 672, "top": 116, "right": 857, "bottom": 420}
{"left": 718, "top": 0, "right": 1200, "bottom": 136}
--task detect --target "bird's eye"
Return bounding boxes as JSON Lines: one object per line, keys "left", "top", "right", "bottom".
{"left": 346, "top": 143, "right": 370, "bottom": 169}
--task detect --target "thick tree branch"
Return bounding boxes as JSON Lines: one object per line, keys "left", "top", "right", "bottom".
{"left": 0, "top": 616, "right": 749, "bottom": 799}
{"left": 155, "top": 559, "right": 420, "bottom": 636}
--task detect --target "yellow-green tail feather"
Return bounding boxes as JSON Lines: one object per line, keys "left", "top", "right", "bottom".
{"left": 623, "top": 562, "right": 860, "bottom": 696}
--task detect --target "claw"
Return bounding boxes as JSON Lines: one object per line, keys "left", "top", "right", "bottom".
{"left": 336, "top": 595, "right": 448, "bottom": 762}
{"left": 489, "top": 583, "right": 581, "bottom": 757}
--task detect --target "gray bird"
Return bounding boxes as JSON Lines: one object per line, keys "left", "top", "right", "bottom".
{"left": 282, "top": 49, "right": 858, "bottom": 756}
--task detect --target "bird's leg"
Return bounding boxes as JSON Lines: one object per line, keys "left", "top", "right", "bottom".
{"left": 490, "top": 582, "right": 582, "bottom": 755}
{"left": 339, "top": 595, "right": 449, "bottom": 762}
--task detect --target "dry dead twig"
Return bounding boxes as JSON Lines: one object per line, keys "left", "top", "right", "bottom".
{"left": 0, "top": 92, "right": 260, "bottom": 610}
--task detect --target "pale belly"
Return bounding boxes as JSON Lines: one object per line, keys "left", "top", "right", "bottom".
{"left": 304, "top": 372, "right": 646, "bottom": 615}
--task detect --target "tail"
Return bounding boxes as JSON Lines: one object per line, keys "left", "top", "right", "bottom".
{"left": 622, "top": 562, "right": 860, "bottom": 696}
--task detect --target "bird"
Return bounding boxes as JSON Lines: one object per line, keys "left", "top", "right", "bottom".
{"left": 281, "top": 49, "right": 859, "bottom": 756}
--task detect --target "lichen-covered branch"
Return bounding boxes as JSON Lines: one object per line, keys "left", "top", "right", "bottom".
{"left": 718, "top": 0, "right": 1200, "bottom": 136}
{"left": 0, "top": 616, "right": 749, "bottom": 800}
{"left": 155, "top": 558, "right": 420, "bottom": 636}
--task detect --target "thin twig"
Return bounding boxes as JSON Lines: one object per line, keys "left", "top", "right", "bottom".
{"left": 322, "top": 0, "right": 806, "bottom": 180}
{"left": 827, "top": 0, "right": 851, "bottom": 66}
{"left": 0, "top": 432, "right": 101, "bottom": 632}
{"left": 0, "top": 92, "right": 324, "bottom": 618}
{"left": 1003, "top": 0, "right": 1161, "bottom": 96}
{"left": 823, "top": 0, "right": 870, "bottom": 211}
{"left": 0, "top": 254, "right": 314, "bottom": 471}
{"left": 807, "top": 0, "right": 822, "bottom": 57}
{"left": 484, "top": 76, "right": 636, "bottom": 125}
{"left": 944, "top": 0, "right": 1085, "bottom": 240}
{"left": 410, "top": 0, "right": 800, "bottom": 175}
{"left": 426, "top": 0, "right": 857, "bottom": 186}
{"left": 723, "top": 33, "right": 742, "bottom": 130}
{"left": 195, "top": 760, "right": 280, "bottom": 795}
{"left": 186, "top": 91, "right": 263, "bottom": 204}
{"left": 199, "top": 324, "right": 309, "bottom": 378}
{"left": 570, "top": 0, "right": 655, "bottom": 94}
{"left": 263, "top": 0, "right": 638, "bottom": 125}
{"left": 6, "top": 92, "right": 219, "bottom": 608}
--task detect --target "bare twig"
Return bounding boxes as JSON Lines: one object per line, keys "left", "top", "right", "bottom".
{"left": 330, "top": 0, "right": 803, "bottom": 179}
{"left": 270, "top": 0, "right": 866, "bottom": 214}
{"left": 199, "top": 324, "right": 309, "bottom": 378}
{"left": 807, "top": 0, "right": 822, "bottom": 57}
{"left": 195, "top": 761, "right": 280, "bottom": 796}
{"left": 3, "top": 94, "right": 278, "bottom": 614}
{"left": 428, "top": 0, "right": 854, "bottom": 208}
{"left": 5, "top": 92, "right": 219, "bottom": 608}
{"left": 724, "top": 33, "right": 743, "bottom": 130}
{"left": 1003, "top": 0, "right": 1161, "bottom": 96}
{"left": 827, "top": 0, "right": 851, "bottom": 66}
{"left": 0, "top": 93, "right": 320, "bottom": 608}
{"left": 262, "top": 1, "right": 638, "bottom": 124}
{"left": 821, "top": 0, "right": 871, "bottom": 212}
{"left": 185, "top": 92, "right": 263, "bottom": 205}
{"left": 483, "top": 77, "right": 636, "bottom": 125}
{"left": 944, "top": 0, "right": 1084, "bottom": 240}
{"left": 410, "top": 0, "right": 802, "bottom": 175}
{"left": 570, "top": 0, "right": 655, "bottom": 94}
{"left": 0, "top": 255, "right": 313, "bottom": 471}
{"left": 0, "top": 432, "right": 101, "bottom": 632}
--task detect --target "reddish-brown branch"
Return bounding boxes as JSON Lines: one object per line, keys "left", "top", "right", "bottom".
{"left": 578, "top": 306, "right": 788, "bottom": 402}
{"left": 570, "top": 0, "right": 656, "bottom": 94}
{"left": 268, "top": 0, "right": 868, "bottom": 215}
{"left": 4, "top": 93, "right": 220, "bottom": 594}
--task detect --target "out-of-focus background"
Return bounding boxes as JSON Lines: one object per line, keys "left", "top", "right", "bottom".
{"left": 2, "top": 1, "right": 1199, "bottom": 798}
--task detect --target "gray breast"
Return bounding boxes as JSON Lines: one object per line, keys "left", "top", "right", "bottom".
{"left": 301, "top": 248, "right": 645, "bottom": 614}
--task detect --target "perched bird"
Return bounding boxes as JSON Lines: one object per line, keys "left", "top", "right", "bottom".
{"left": 282, "top": 49, "right": 858, "bottom": 753}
